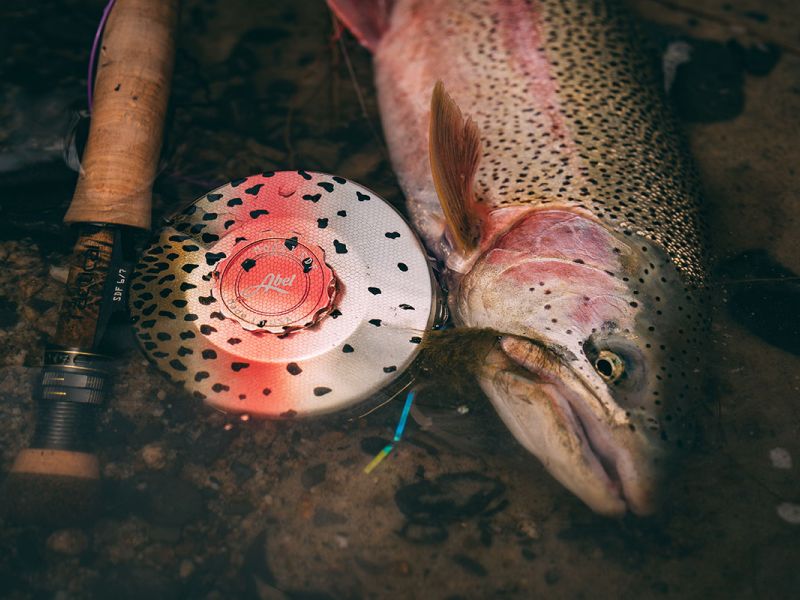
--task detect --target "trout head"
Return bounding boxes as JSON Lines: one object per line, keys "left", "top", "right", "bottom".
{"left": 453, "top": 209, "right": 703, "bottom": 516}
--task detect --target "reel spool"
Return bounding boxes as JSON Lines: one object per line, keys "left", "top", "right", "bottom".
{"left": 130, "top": 171, "right": 444, "bottom": 418}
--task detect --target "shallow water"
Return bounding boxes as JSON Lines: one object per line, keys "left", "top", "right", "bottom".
{"left": 1, "top": 0, "right": 799, "bottom": 598}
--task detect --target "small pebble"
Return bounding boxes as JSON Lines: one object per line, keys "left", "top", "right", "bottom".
{"left": 46, "top": 529, "right": 88, "bottom": 556}
{"left": 769, "top": 447, "right": 792, "bottom": 469}
{"left": 777, "top": 502, "right": 800, "bottom": 524}
{"left": 156, "top": 389, "right": 167, "bottom": 401}
{"left": 179, "top": 559, "right": 194, "bottom": 579}
{"left": 142, "top": 443, "right": 167, "bottom": 470}
{"left": 334, "top": 534, "right": 349, "bottom": 549}
{"left": 457, "top": 405, "right": 470, "bottom": 415}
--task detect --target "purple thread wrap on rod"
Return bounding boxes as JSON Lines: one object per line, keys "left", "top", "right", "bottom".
{"left": 87, "top": 0, "right": 118, "bottom": 112}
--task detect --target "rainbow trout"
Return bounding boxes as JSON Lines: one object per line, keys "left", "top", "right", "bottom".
{"left": 329, "top": 0, "right": 708, "bottom": 515}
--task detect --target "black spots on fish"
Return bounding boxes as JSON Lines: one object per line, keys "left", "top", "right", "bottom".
{"left": 158, "top": 310, "right": 177, "bottom": 320}
{"left": 131, "top": 283, "right": 146, "bottom": 291}
{"left": 153, "top": 351, "right": 168, "bottom": 359}
{"left": 169, "top": 234, "right": 190, "bottom": 243}
{"left": 169, "top": 359, "right": 187, "bottom": 372}
{"left": 212, "top": 383, "right": 230, "bottom": 393}
{"left": 140, "top": 275, "right": 157, "bottom": 282}
{"left": 180, "top": 282, "right": 197, "bottom": 291}
{"left": 544, "top": 304, "right": 551, "bottom": 310}
{"left": 317, "top": 181, "right": 335, "bottom": 192}
{"left": 337, "top": 210, "right": 347, "bottom": 217}
{"left": 383, "top": 366, "right": 397, "bottom": 373}
{"left": 141, "top": 319, "right": 156, "bottom": 328}
{"left": 385, "top": 231, "right": 401, "bottom": 239}
{"left": 410, "top": 336, "right": 422, "bottom": 344}
{"left": 202, "top": 233, "right": 219, "bottom": 244}
{"left": 630, "top": 301, "right": 639, "bottom": 308}
{"left": 250, "top": 209, "right": 269, "bottom": 218}
{"left": 156, "top": 332, "right": 172, "bottom": 341}
{"left": 229, "top": 177, "right": 246, "bottom": 187}
{"left": 241, "top": 258, "right": 256, "bottom": 272}
{"left": 158, "top": 275, "right": 177, "bottom": 286}
{"left": 195, "top": 371, "right": 210, "bottom": 382}
{"left": 368, "top": 287, "right": 381, "bottom": 295}
{"left": 287, "top": 362, "right": 302, "bottom": 375}
{"left": 227, "top": 337, "right": 241, "bottom": 345}
{"left": 333, "top": 240, "right": 348, "bottom": 254}
{"left": 205, "top": 252, "right": 226, "bottom": 266}
{"left": 232, "top": 362, "right": 250, "bottom": 372}
{"left": 177, "top": 346, "right": 193, "bottom": 357}
{"left": 302, "top": 258, "right": 313, "bottom": 273}
{"left": 400, "top": 304, "right": 415, "bottom": 310}
{"left": 224, "top": 220, "right": 236, "bottom": 230}
{"left": 188, "top": 224, "right": 206, "bottom": 235}
{"left": 200, "top": 324, "right": 217, "bottom": 335}
{"left": 198, "top": 295, "right": 216, "bottom": 306}
{"left": 202, "top": 349, "right": 217, "bottom": 359}
{"left": 142, "top": 304, "right": 157, "bottom": 316}
{"left": 184, "top": 313, "right": 199, "bottom": 322}
{"left": 284, "top": 236, "right": 298, "bottom": 251}
{"left": 202, "top": 212, "right": 218, "bottom": 222}
{"left": 227, "top": 197, "right": 243, "bottom": 207}
{"left": 210, "top": 311, "right": 226, "bottom": 320}
{"left": 303, "top": 193, "right": 321, "bottom": 203}
{"left": 245, "top": 183, "right": 264, "bottom": 195}
{"left": 207, "top": 193, "right": 223, "bottom": 202}
{"left": 182, "top": 244, "right": 200, "bottom": 252}
{"left": 332, "top": 176, "right": 346, "bottom": 184}
{"left": 317, "top": 218, "right": 328, "bottom": 229}
{"left": 369, "top": 319, "right": 382, "bottom": 327}
{"left": 398, "top": 262, "right": 408, "bottom": 272}
{"left": 356, "top": 191, "right": 370, "bottom": 201}
{"left": 298, "top": 170, "right": 312, "bottom": 180}
{"left": 342, "top": 344, "right": 354, "bottom": 353}
{"left": 235, "top": 237, "right": 247, "bottom": 244}
{"left": 313, "top": 387, "right": 332, "bottom": 396}
{"left": 330, "top": 309, "right": 342, "bottom": 319}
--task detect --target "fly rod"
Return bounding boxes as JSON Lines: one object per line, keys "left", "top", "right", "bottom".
{"left": 3, "top": 0, "right": 179, "bottom": 522}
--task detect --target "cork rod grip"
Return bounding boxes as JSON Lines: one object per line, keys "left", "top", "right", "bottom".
{"left": 64, "top": 0, "right": 179, "bottom": 230}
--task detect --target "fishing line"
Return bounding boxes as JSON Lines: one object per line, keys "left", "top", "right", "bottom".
{"left": 363, "top": 388, "right": 416, "bottom": 474}
{"left": 88, "top": 0, "right": 118, "bottom": 113}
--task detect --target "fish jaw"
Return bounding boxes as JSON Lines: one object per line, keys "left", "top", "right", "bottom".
{"left": 482, "top": 337, "right": 662, "bottom": 516}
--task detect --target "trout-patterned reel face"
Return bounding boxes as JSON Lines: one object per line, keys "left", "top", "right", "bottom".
{"left": 130, "top": 171, "right": 440, "bottom": 418}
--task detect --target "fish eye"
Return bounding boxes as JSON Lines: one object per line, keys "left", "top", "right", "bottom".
{"left": 594, "top": 350, "right": 625, "bottom": 383}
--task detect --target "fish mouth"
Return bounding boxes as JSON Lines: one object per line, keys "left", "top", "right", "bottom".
{"left": 480, "top": 336, "right": 659, "bottom": 516}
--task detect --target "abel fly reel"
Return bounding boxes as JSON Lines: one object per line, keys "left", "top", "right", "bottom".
{"left": 130, "top": 171, "right": 444, "bottom": 418}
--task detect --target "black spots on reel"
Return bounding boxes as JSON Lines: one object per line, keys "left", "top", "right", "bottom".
{"left": 205, "top": 252, "right": 226, "bottom": 266}
{"left": 356, "top": 191, "right": 370, "bottom": 201}
{"left": 330, "top": 309, "right": 342, "bottom": 319}
{"left": 368, "top": 287, "right": 382, "bottom": 295}
{"left": 232, "top": 362, "right": 250, "bottom": 372}
{"left": 398, "top": 263, "right": 408, "bottom": 272}
{"left": 207, "top": 193, "right": 223, "bottom": 202}
{"left": 342, "top": 344, "right": 354, "bottom": 353}
{"left": 302, "top": 258, "right": 313, "bottom": 273}
{"left": 337, "top": 210, "right": 347, "bottom": 217}
{"left": 198, "top": 295, "right": 216, "bottom": 306}
{"left": 313, "top": 387, "right": 332, "bottom": 396}
{"left": 385, "top": 232, "right": 401, "bottom": 239}
{"left": 317, "top": 218, "right": 328, "bottom": 229}
{"left": 284, "top": 237, "right": 299, "bottom": 251}
{"left": 180, "top": 282, "right": 197, "bottom": 291}
{"left": 195, "top": 371, "right": 210, "bottom": 382}
{"left": 383, "top": 366, "right": 397, "bottom": 373}
{"left": 170, "top": 359, "right": 187, "bottom": 372}
{"left": 317, "top": 181, "right": 334, "bottom": 192}
{"left": 202, "top": 233, "right": 220, "bottom": 244}
{"left": 249, "top": 209, "right": 269, "bottom": 219}
{"left": 333, "top": 240, "right": 348, "bottom": 254}
{"left": 200, "top": 324, "right": 217, "bottom": 335}
{"left": 369, "top": 319, "right": 382, "bottom": 327}
{"left": 227, "top": 197, "right": 243, "bottom": 207}
{"left": 287, "top": 362, "right": 302, "bottom": 375}
{"left": 303, "top": 193, "right": 321, "bottom": 203}
{"left": 241, "top": 258, "right": 257, "bottom": 272}
{"left": 245, "top": 183, "right": 264, "bottom": 195}
{"left": 202, "top": 349, "right": 217, "bottom": 359}
{"left": 298, "top": 170, "right": 312, "bottom": 180}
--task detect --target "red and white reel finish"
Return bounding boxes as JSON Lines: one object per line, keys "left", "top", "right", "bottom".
{"left": 130, "top": 171, "right": 440, "bottom": 418}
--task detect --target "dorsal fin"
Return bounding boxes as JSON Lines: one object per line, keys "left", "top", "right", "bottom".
{"left": 429, "top": 80, "right": 482, "bottom": 254}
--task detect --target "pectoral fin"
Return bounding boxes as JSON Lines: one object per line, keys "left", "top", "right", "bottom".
{"left": 429, "top": 81, "right": 483, "bottom": 254}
